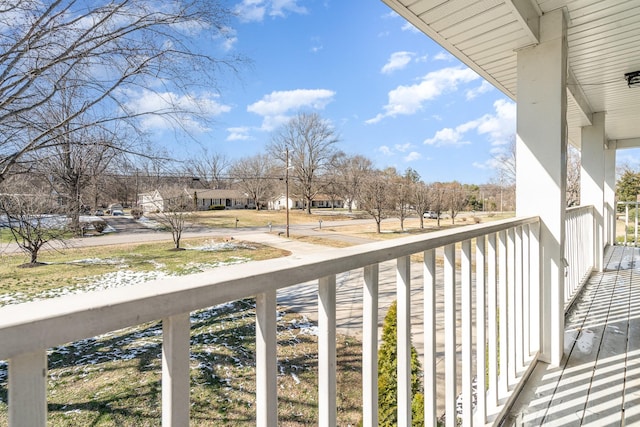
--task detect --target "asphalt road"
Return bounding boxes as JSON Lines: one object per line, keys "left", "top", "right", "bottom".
{"left": 101, "top": 215, "right": 154, "bottom": 233}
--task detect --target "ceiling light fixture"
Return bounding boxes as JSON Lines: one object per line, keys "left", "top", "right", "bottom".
{"left": 625, "top": 71, "right": 640, "bottom": 87}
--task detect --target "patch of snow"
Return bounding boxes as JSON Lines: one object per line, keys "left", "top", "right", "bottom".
{"left": 0, "top": 247, "right": 263, "bottom": 388}
{"left": 576, "top": 329, "right": 595, "bottom": 354}
{"left": 297, "top": 326, "right": 319, "bottom": 336}
{"left": 185, "top": 241, "right": 257, "bottom": 251}
{"left": 291, "top": 372, "right": 300, "bottom": 384}
{"left": 135, "top": 216, "right": 164, "bottom": 229}
{"left": 66, "top": 258, "right": 127, "bottom": 266}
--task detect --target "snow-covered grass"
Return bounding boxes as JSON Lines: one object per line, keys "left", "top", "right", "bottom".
{"left": 134, "top": 215, "right": 165, "bottom": 230}
{"left": 0, "top": 238, "right": 363, "bottom": 425}
{"left": 0, "top": 238, "right": 286, "bottom": 304}
{"left": 0, "top": 300, "right": 363, "bottom": 426}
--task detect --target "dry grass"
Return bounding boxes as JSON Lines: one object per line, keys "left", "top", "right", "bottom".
{"left": 189, "top": 209, "right": 354, "bottom": 229}
{"left": 0, "top": 238, "right": 289, "bottom": 302}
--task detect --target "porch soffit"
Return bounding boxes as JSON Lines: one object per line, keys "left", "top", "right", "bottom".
{"left": 382, "top": 0, "right": 640, "bottom": 148}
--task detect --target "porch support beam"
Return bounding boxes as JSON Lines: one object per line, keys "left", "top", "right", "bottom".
{"left": 515, "top": 9, "right": 567, "bottom": 366}
{"left": 580, "top": 112, "right": 605, "bottom": 271}
{"left": 604, "top": 140, "right": 617, "bottom": 245}
{"left": 506, "top": 0, "right": 540, "bottom": 48}
{"left": 612, "top": 138, "right": 640, "bottom": 149}
{"left": 567, "top": 68, "right": 593, "bottom": 126}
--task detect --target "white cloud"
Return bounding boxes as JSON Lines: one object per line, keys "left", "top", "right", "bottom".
{"left": 382, "top": 10, "right": 399, "bottom": 19}
{"left": 394, "top": 142, "right": 412, "bottom": 152}
{"left": 424, "top": 127, "right": 470, "bottom": 147}
{"left": 466, "top": 80, "right": 494, "bottom": 100}
{"left": 401, "top": 21, "right": 420, "bottom": 33}
{"left": 366, "top": 67, "right": 480, "bottom": 124}
{"left": 475, "top": 99, "right": 516, "bottom": 146}
{"left": 404, "top": 151, "right": 422, "bottom": 162}
{"left": 123, "top": 89, "right": 230, "bottom": 132}
{"left": 215, "top": 26, "right": 238, "bottom": 51}
{"left": 381, "top": 51, "right": 414, "bottom": 74}
{"left": 270, "top": 0, "right": 308, "bottom": 18}
{"left": 433, "top": 51, "right": 454, "bottom": 62}
{"left": 235, "top": 0, "right": 266, "bottom": 22}
{"left": 247, "top": 89, "right": 336, "bottom": 131}
{"left": 472, "top": 160, "right": 495, "bottom": 170}
{"left": 227, "top": 127, "right": 251, "bottom": 141}
{"left": 235, "top": 0, "right": 307, "bottom": 22}
{"left": 378, "top": 145, "right": 393, "bottom": 155}
{"left": 424, "top": 99, "right": 516, "bottom": 148}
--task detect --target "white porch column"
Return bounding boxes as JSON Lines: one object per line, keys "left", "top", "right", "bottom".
{"left": 604, "top": 140, "right": 617, "bottom": 245}
{"left": 581, "top": 112, "right": 606, "bottom": 271}
{"left": 516, "top": 9, "right": 567, "bottom": 366}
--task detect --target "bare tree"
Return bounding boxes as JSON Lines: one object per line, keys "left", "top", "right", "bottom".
{"left": 395, "top": 168, "right": 419, "bottom": 232}
{"left": 30, "top": 80, "right": 126, "bottom": 234}
{"left": 358, "top": 169, "right": 396, "bottom": 233}
{"left": 229, "top": 153, "right": 276, "bottom": 210}
{"left": 133, "top": 153, "right": 176, "bottom": 195}
{"left": 492, "top": 137, "right": 516, "bottom": 186}
{"left": 567, "top": 145, "right": 581, "bottom": 207}
{"left": 268, "top": 112, "right": 339, "bottom": 214}
{"left": 86, "top": 136, "right": 121, "bottom": 211}
{"left": 413, "top": 182, "right": 430, "bottom": 229}
{"left": 0, "top": 0, "right": 245, "bottom": 184}
{"left": 0, "top": 193, "right": 67, "bottom": 265}
{"left": 152, "top": 188, "right": 192, "bottom": 250}
{"left": 332, "top": 153, "right": 373, "bottom": 212}
{"left": 492, "top": 137, "right": 580, "bottom": 209}
{"left": 446, "top": 181, "right": 467, "bottom": 224}
{"left": 429, "top": 182, "right": 448, "bottom": 227}
{"left": 188, "top": 149, "right": 231, "bottom": 189}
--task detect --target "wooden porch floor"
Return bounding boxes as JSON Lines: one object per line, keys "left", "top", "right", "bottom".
{"left": 507, "top": 245, "right": 640, "bottom": 426}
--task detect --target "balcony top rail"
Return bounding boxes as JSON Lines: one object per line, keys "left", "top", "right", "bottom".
{"left": 566, "top": 204, "right": 595, "bottom": 216}
{"left": 0, "top": 215, "right": 538, "bottom": 361}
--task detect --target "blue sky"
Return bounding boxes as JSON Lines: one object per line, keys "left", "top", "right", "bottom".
{"left": 148, "top": 0, "right": 519, "bottom": 184}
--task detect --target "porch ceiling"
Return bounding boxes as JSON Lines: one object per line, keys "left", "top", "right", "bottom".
{"left": 382, "top": 0, "right": 640, "bottom": 148}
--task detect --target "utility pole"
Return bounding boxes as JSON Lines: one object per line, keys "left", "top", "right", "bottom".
{"left": 286, "top": 147, "right": 290, "bottom": 238}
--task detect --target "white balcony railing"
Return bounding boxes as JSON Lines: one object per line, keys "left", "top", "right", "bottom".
{"left": 617, "top": 201, "right": 640, "bottom": 246}
{"left": 0, "top": 216, "right": 549, "bottom": 426}
{"left": 564, "top": 205, "right": 596, "bottom": 309}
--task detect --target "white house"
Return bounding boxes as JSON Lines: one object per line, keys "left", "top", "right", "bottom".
{"left": 137, "top": 190, "right": 164, "bottom": 213}
{"left": 187, "top": 189, "right": 255, "bottom": 210}
{"left": 267, "top": 194, "right": 298, "bottom": 211}
{"left": 267, "top": 193, "right": 346, "bottom": 210}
